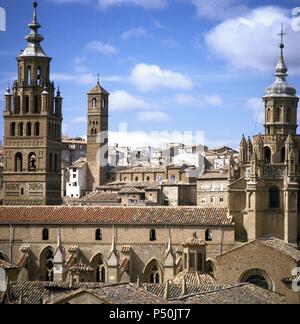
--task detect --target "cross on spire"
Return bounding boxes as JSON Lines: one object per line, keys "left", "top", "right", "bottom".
{"left": 278, "top": 23, "right": 286, "bottom": 47}
{"left": 97, "top": 73, "right": 100, "bottom": 85}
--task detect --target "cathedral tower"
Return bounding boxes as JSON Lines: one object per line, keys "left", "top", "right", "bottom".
{"left": 2, "top": 1, "right": 62, "bottom": 205}
{"left": 86, "top": 78, "right": 109, "bottom": 191}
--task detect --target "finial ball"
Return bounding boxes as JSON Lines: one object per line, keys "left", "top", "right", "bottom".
{"left": 33, "top": 1, "right": 37, "bottom": 8}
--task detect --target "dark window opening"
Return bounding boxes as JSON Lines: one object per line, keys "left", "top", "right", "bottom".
{"left": 264, "top": 147, "right": 271, "bottom": 164}
{"left": 10, "top": 122, "right": 16, "bottom": 136}
{"left": 269, "top": 186, "right": 280, "bottom": 209}
{"left": 26, "top": 122, "right": 32, "bottom": 136}
{"left": 42, "top": 228, "right": 49, "bottom": 241}
{"left": 95, "top": 229, "right": 102, "bottom": 241}
{"left": 34, "top": 122, "right": 40, "bottom": 136}
{"left": 280, "top": 147, "right": 286, "bottom": 163}
{"left": 150, "top": 229, "right": 156, "bottom": 241}
{"left": 15, "top": 153, "right": 23, "bottom": 172}
{"left": 25, "top": 96, "right": 30, "bottom": 114}
{"left": 205, "top": 229, "right": 212, "bottom": 241}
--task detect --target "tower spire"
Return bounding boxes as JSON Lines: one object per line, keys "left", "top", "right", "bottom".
{"left": 275, "top": 23, "right": 288, "bottom": 79}
{"left": 20, "top": 0, "right": 47, "bottom": 57}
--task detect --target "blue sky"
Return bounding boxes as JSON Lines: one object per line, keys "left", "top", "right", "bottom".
{"left": 0, "top": 0, "right": 300, "bottom": 148}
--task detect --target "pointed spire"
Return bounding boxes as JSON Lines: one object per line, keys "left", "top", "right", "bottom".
{"left": 56, "top": 85, "right": 61, "bottom": 97}
{"left": 57, "top": 227, "right": 62, "bottom": 249}
{"left": 20, "top": 0, "right": 47, "bottom": 57}
{"left": 285, "top": 134, "right": 294, "bottom": 146}
{"left": 265, "top": 25, "right": 296, "bottom": 97}
{"left": 276, "top": 24, "right": 288, "bottom": 79}
{"left": 240, "top": 134, "right": 247, "bottom": 147}
{"left": 97, "top": 73, "right": 100, "bottom": 85}
{"left": 111, "top": 225, "right": 116, "bottom": 253}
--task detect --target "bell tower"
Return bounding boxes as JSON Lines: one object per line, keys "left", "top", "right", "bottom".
{"left": 263, "top": 27, "right": 299, "bottom": 136}
{"left": 86, "top": 76, "right": 109, "bottom": 191}
{"left": 2, "top": 1, "right": 62, "bottom": 205}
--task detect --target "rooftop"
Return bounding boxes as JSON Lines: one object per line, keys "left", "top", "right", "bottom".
{"left": 0, "top": 206, "right": 232, "bottom": 226}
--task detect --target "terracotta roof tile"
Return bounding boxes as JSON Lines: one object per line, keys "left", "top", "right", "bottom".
{"left": 0, "top": 206, "right": 232, "bottom": 226}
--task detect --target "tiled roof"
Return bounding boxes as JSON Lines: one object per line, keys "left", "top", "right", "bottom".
{"left": 181, "top": 232, "right": 206, "bottom": 248}
{"left": 198, "top": 171, "right": 229, "bottom": 180}
{"left": 0, "top": 206, "right": 232, "bottom": 226}
{"left": 216, "top": 238, "right": 300, "bottom": 261}
{"left": 4, "top": 282, "right": 165, "bottom": 304}
{"left": 4, "top": 282, "right": 107, "bottom": 304}
{"left": 82, "top": 192, "right": 121, "bottom": 203}
{"left": 0, "top": 260, "right": 19, "bottom": 270}
{"left": 119, "top": 187, "right": 145, "bottom": 194}
{"left": 171, "top": 283, "right": 286, "bottom": 304}
{"left": 88, "top": 83, "right": 109, "bottom": 95}
{"left": 143, "top": 283, "right": 228, "bottom": 300}
{"left": 171, "top": 272, "right": 215, "bottom": 285}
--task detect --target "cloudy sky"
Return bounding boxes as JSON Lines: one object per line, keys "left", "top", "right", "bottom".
{"left": 0, "top": 0, "right": 300, "bottom": 148}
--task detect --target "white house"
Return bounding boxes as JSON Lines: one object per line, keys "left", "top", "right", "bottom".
{"left": 66, "top": 158, "right": 87, "bottom": 198}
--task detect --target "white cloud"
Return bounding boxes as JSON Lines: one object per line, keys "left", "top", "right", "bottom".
{"left": 98, "top": 0, "right": 168, "bottom": 10}
{"left": 247, "top": 97, "right": 264, "bottom": 123}
{"left": 110, "top": 90, "right": 148, "bottom": 111}
{"left": 72, "top": 116, "right": 87, "bottom": 123}
{"left": 121, "top": 27, "right": 152, "bottom": 41}
{"left": 153, "top": 19, "right": 165, "bottom": 29}
{"left": 175, "top": 94, "right": 224, "bottom": 107}
{"left": 191, "top": 0, "right": 249, "bottom": 21}
{"left": 205, "top": 6, "right": 300, "bottom": 73}
{"left": 73, "top": 56, "right": 88, "bottom": 73}
{"left": 137, "top": 111, "right": 170, "bottom": 123}
{"left": 130, "top": 63, "right": 193, "bottom": 93}
{"left": 86, "top": 41, "right": 119, "bottom": 56}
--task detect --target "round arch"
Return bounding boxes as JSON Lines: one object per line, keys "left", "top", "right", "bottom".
{"left": 206, "top": 258, "right": 216, "bottom": 277}
{"left": 238, "top": 268, "right": 274, "bottom": 291}
{"left": 143, "top": 258, "right": 164, "bottom": 284}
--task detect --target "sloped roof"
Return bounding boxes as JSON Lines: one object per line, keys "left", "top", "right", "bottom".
{"left": 88, "top": 83, "right": 109, "bottom": 95}
{"left": 171, "top": 283, "right": 286, "bottom": 304}
{"left": 216, "top": 237, "right": 300, "bottom": 262}
{"left": 0, "top": 206, "right": 232, "bottom": 226}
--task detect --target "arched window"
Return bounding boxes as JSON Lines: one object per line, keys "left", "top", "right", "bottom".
{"left": 96, "top": 260, "right": 106, "bottom": 283}
{"left": 37, "top": 67, "right": 42, "bottom": 86}
{"left": 269, "top": 186, "right": 280, "bottom": 209}
{"left": 18, "top": 123, "right": 23, "bottom": 137}
{"left": 26, "top": 122, "right": 32, "bottom": 136}
{"left": 27, "top": 66, "right": 31, "bottom": 85}
{"left": 10, "top": 122, "right": 16, "bottom": 136}
{"left": 146, "top": 176, "right": 150, "bottom": 181}
{"left": 150, "top": 229, "right": 156, "bottom": 241}
{"left": 92, "top": 98, "right": 97, "bottom": 108}
{"left": 42, "top": 228, "right": 49, "bottom": 241}
{"left": 21, "top": 188, "right": 24, "bottom": 195}
{"left": 150, "top": 267, "right": 160, "bottom": 284}
{"left": 34, "top": 122, "right": 40, "bottom": 136}
{"left": 101, "top": 99, "right": 106, "bottom": 109}
{"left": 15, "top": 96, "right": 21, "bottom": 114}
{"left": 25, "top": 96, "right": 30, "bottom": 114}
{"left": 280, "top": 147, "right": 286, "bottom": 163}
{"left": 15, "top": 153, "right": 23, "bottom": 172}
{"left": 135, "top": 177, "right": 139, "bottom": 182}
{"left": 28, "top": 153, "right": 37, "bottom": 172}
{"left": 91, "top": 127, "right": 97, "bottom": 135}
{"left": 267, "top": 108, "right": 271, "bottom": 122}
{"left": 34, "top": 95, "right": 39, "bottom": 114}
{"left": 205, "top": 229, "right": 212, "bottom": 242}
{"left": 95, "top": 229, "right": 102, "bottom": 241}
{"left": 264, "top": 147, "right": 271, "bottom": 164}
